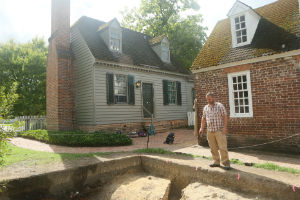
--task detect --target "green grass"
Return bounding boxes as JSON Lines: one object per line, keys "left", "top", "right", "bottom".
{"left": 1, "top": 145, "right": 299, "bottom": 175}
{"left": 254, "top": 162, "right": 300, "bottom": 174}
{"left": 133, "top": 148, "right": 300, "bottom": 174}
{"left": 0, "top": 143, "right": 111, "bottom": 168}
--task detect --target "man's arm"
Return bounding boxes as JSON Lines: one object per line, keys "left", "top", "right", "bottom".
{"left": 199, "top": 116, "right": 206, "bottom": 134}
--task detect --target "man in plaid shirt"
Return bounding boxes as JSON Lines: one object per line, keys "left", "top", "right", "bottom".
{"left": 199, "top": 92, "right": 231, "bottom": 170}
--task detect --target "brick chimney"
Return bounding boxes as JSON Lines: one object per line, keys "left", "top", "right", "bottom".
{"left": 46, "top": 0, "right": 74, "bottom": 131}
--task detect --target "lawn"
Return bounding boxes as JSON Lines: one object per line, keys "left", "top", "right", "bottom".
{"left": 0, "top": 143, "right": 111, "bottom": 168}
{"left": 1, "top": 145, "right": 299, "bottom": 175}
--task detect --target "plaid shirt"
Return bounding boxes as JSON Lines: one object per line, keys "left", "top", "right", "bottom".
{"left": 203, "top": 102, "right": 227, "bottom": 132}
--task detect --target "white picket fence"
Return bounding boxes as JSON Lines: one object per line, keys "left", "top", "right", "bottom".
{"left": 187, "top": 112, "right": 195, "bottom": 126}
{"left": 15, "top": 115, "right": 47, "bottom": 131}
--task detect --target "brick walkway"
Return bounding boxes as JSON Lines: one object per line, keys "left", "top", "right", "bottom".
{"left": 10, "top": 129, "right": 300, "bottom": 170}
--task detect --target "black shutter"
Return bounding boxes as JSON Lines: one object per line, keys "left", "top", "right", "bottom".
{"left": 106, "top": 73, "right": 114, "bottom": 104}
{"left": 128, "top": 75, "right": 135, "bottom": 105}
{"left": 176, "top": 81, "right": 182, "bottom": 105}
{"left": 163, "top": 80, "right": 169, "bottom": 105}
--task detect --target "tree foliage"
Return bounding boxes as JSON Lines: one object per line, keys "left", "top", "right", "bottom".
{"left": 0, "top": 38, "right": 47, "bottom": 116}
{"left": 0, "top": 83, "right": 19, "bottom": 167}
{"left": 121, "top": 0, "right": 207, "bottom": 68}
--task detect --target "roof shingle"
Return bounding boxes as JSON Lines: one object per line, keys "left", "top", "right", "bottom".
{"left": 191, "top": 0, "right": 300, "bottom": 70}
{"left": 71, "top": 17, "right": 190, "bottom": 75}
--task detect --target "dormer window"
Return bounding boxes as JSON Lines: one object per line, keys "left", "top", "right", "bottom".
{"left": 110, "top": 28, "right": 121, "bottom": 52}
{"left": 161, "top": 41, "right": 170, "bottom": 62}
{"left": 227, "top": 1, "right": 261, "bottom": 48}
{"left": 235, "top": 15, "right": 247, "bottom": 44}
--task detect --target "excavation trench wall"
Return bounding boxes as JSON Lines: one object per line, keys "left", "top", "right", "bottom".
{"left": 0, "top": 155, "right": 299, "bottom": 200}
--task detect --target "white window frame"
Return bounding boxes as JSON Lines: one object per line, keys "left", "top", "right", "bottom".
{"left": 161, "top": 41, "right": 170, "bottom": 63}
{"left": 227, "top": 70, "right": 253, "bottom": 118}
{"left": 114, "top": 74, "right": 127, "bottom": 104}
{"left": 167, "top": 80, "right": 177, "bottom": 105}
{"left": 234, "top": 15, "right": 247, "bottom": 45}
{"left": 109, "top": 27, "right": 121, "bottom": 53}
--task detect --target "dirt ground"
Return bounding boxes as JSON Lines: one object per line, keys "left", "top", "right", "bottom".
{"left": 86, "top": 173, "right": 170, "bottom": 200}
{"left": 180, "top": 182, "right": 266, "bottom": 200}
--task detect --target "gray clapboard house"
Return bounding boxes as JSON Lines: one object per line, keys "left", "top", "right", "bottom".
{"left": 68, "top": 17, "right": 194, "bottom": 132}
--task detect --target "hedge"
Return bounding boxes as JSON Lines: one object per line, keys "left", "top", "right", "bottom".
{"left": 18, "top": 130, "right": 132, "bottom": 147}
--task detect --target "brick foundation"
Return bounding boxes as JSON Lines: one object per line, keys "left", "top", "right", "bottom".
{"left": 194, "top": 55, "right": 300, "bottom": 154}
{"left": 78, "top": 119, "right": 188, "bottom": 133}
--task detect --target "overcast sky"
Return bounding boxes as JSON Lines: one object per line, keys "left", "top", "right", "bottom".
{"left": 0, "top": 0, "right": 277, "bottom": 43}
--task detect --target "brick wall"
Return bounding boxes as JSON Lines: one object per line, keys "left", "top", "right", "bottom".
{"left": 194, "top": 55, "right": 300, "bottom": 154}
{"left": 46, "top": 0, "right": 75, "bottom": 131}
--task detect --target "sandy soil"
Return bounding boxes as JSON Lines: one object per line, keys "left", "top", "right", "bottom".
{"left": 86, "top": 173, "right": 170, "bottom": 200}
{"left": 181, "top": 182, "right": 265, "bottom": 200}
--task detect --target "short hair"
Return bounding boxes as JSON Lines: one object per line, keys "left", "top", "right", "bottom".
{"left": 206, "top": 92, "right": 215, "bottom": 97}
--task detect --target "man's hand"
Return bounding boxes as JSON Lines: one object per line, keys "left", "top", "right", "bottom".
{"left": 222, "top": 128, "right": 228, "bottom": 134}
{"left": 199, "top": 128, "right": 204, "bottom": 135}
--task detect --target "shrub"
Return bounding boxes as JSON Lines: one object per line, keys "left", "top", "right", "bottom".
{"left": 19, "top": 130, "right": 132, "bottom": 147}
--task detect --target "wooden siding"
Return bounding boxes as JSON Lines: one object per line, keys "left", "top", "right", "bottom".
{"left": 71, "top": 27, "right": 95, "bottom": 125}
{"left": 94, "top": 64, "right": 194, "bottom": 125}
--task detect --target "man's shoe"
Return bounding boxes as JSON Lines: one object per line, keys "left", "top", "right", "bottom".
{"left": 209, "top": 163, "right": 220, "bottom": 167}
{"left": 224, "top": 166, "right": 231, "bottom": 170}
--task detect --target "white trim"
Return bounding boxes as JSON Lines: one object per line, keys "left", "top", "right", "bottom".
{"left": 227, "top": 70, "right": 253, "bottom": 118}
{"left": 192, "top": 49, "right": 300, "bottom": 74}
{"left": 94, "top": 60, "right": 192, "bottom": 78}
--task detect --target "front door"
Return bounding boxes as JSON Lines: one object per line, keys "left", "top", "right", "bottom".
{"left": 142, "top": 83, "right": 154, "bottom": 118}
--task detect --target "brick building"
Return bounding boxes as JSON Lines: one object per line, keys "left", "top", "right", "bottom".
{"left": 191, "top": 0, "right": 300, "bottom": 153}
{"left": 46, "top": 0, "right": 194, "bottom": 133}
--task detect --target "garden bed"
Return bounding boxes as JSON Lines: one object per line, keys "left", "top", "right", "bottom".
{"left": 18, "top": 130, "right": 132, "bottom": 147}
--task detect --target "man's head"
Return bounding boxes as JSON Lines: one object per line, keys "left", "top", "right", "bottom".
{"left": 206, "top": 92, "right": 215, "bottom": 105}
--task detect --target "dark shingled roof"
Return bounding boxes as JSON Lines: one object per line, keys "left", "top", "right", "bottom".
{"left": 71, "top": 16, "right": 191, "bottom": 75}
{"left": 191, "top": 0, "right": 300, "bottom": 70}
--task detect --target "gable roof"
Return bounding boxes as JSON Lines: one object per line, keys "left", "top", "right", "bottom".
{"left": 191, "top": 0, "right": 300, "bottom": 70}
{"left": 149, "top": 35, "right": 166, "bottom": 45}
{"left": 71, "top": 16, "right": 190, "bottom": 75}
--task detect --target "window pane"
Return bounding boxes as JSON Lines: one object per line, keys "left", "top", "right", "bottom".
{"left": 238, "top": 76, "right": 241, "bottom": 83}
{"left": 114, "top": 74, "right": 127, "bottom": 103}
{"left": 243, "top": 75, "right": 247, "bottom": 82}
{"left": 234, "top": 99, "right": 239, "bottom": 106}
{"left": 167, "top": 81, "right": 176, "bottom": 104}
{"left": 242, "top": 36, "right": 247, "bottom": 42}
{"left": 237, "top": 37, "right": 241, "bottom": 44}
{"left": 240, "top": 15, "right": 245, "bottom": 22}
{"left": 233, "top": 77, "right": 237, "bottom": 83}
{"left": 239, "top": 91, "right": 243, "bottom": 98}
{"left": 244, "top": 91, "right": 248, "bottom": 97}
{"left": 241, "top": 22, "right": 246, "bottom": 28}
{"left": 238, "top": 84, "right": 242, "bottom": 90}
{"left": 240, "top": 107, "right": 244, "bottom": 113}
{"left": 235, "top": 17, "right": 239, "bottom": 23}
{"left": 245, "top": 99, "right": 249, "bottom": 105}
{"left": 242, "top": 29, "right": 247, "bottom": 35}
{"left": 243, "top": 83, "right": 247, "bottom": 89}
{"left": 235, "top": 24, "right": 240, "bottom": 30}
{"left": 236, "top": 30, "right": 241, "bottom": 37}
{"left": 235, "top": 107, "right": 239, "bottom": 113}
{"left": 234, "top": 92, "right": 238, "bottom": 98}
{"left": 240, "top": 99, "right": 244, "bottom": 105}
{"left": 245, "top": 106, "right": 249, "bottom": 113}
{"left": 233, "top": 84, "right": 237, "bottom": 90}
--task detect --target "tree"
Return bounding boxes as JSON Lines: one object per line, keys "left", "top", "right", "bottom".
{"left": 0, "top": 83, "right": 19, "bottom": 167}
{"left": 0, "top": 38, "right": 47, "bottom": 116}
{"left": 121, "top": 0, "right": 207, "bottom": 68}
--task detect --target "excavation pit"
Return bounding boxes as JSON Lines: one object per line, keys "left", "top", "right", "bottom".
{"left": 0, "top": 155, "right": 299, "bottom": 200}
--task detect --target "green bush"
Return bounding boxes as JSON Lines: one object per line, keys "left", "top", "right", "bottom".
{"left": 19, "top": 130, "right": 132, "bottom": 147}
